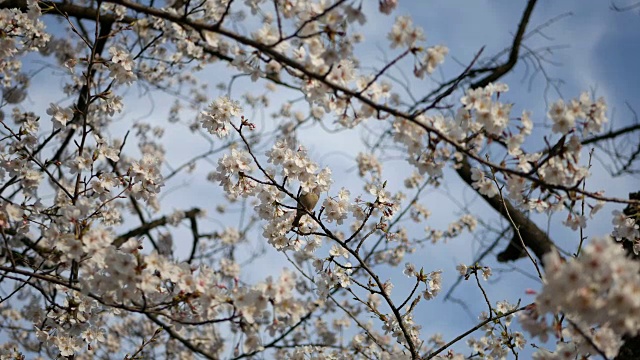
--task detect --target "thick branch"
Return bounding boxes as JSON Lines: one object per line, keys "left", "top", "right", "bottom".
{"left": 0, "top": 0, "right": 136, "bottom": 23}
{"left": 582, "top": 123, "right": 640, "bottom": 146}
{"left": 471, "top": 0, "right": 538, "bottom": 89}
{"left": 113, "top": 208, "right": 201, "bottom": 248}
{"left": 457, "top": 158, "right": 555, "bottom": 263}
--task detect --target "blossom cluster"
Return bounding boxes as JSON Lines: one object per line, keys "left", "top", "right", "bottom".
{"left": 322, "top": 188, "right": 351, "bottom": 225}
{"left": 458, "top": 86, "right": 607, "bottom": 193}
{"left": 209, "top": 148, "right": 256, "bottom": 198}
{"left": 2, "top": 0, "right": 640, "bottom": 359}
{"left": 200, "top": 96, "right": 242, "bottom": 138}
{"left": 356, "top": 152, "right": 383, "bottom": 179}
{"left": 520, "top": 236, "right": 640, "bottom": 358}
{"left": 612, "top": 210, "right": 640, "bottom": 254}
{"left": 0, "top": 0, "right": 49, "bottom": 89}
{"left": 464, "top": 301, "right": 525, "bottom": 359}
{"left": 382, "top": 312, "right": 422, "bottom": 348}
{"left": 108, "top": 46, "right": 137, "bottom": 85}
{"left": 548, "top": 92, "right": 607, "bottom": 136}
{"left": 238, "top": 140, "right": 335, "bottom": 250}
{"left": 424, "top": 214, "right": 478, "bottom": 244}
{"left": 471, "top": 167, "right": 498, "bottom": 198}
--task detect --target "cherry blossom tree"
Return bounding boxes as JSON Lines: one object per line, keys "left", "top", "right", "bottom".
{"left": 0, "top": 0, "right": 639, "bottom": 359}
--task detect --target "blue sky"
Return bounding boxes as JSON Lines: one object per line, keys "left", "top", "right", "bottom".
{"left": 382, "top": 0, "right": 640, "bottom": 355}
{"left": 9, "top": 0, "right": 640, "bottom": 357}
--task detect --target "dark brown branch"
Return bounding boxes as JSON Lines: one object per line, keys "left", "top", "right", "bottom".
{"left": 457, "top": 158, "right": 555, "bottom": 263}
{"left": 101, "top": 0, "right": 634, "bottom": 205}
{"left": 5, "top": 0, "right": 634, "bottom": 204}
{"left": 471, "top": 0, "right": 538, "bottom": 89}
{"left": 451, "top": 0, "right": 559, "bottom": 265}
{"left": 611, "top": 1, "right": 640, "bottom": 12}
{"left": 0, "top": 0, "right": 136, "bottom": 23}
{"left": 186, "top": 212, "right": 200, "bottom": 264}
{"left": 582, "top": 123, "right": 640, "bottom": 146}
{"left": 113, "top": 208, "right": 201, "bottom": 248}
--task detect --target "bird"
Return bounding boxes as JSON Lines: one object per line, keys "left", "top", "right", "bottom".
{"left": 292, "top": 189, "right": 320, "bottom": 227}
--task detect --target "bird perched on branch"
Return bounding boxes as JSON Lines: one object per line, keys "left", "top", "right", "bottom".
{"left": 292, "top": 189, "right": 320, "bottom": 227}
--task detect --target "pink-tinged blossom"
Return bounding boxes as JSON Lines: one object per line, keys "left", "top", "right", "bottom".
{"left": 0, "top": 1, "right": 635, "bottom": 359}
{"left": 562, "top": 213, "right": 587, "bottom": 231}
{"left": 481, "top": 267, "right": 492, "bottom": 280}
{"left": 210, "top": 148, "right": 256, "bottom": 198}
{"left": 379, "top": 0, "right": 398, "bottom": 14}
{"left": 108, "top": 46, "right": 137, "bottom": 85}
{"left": 403, "top": 262, "right": 416, "bottom": 277}
{"left": 548, "top": 93, "right": 608, "bottom": 135}
{"left": 201, "top": 96, "right": 242, "bottom": 138}
{"left": 322, "top": 188, "right": 350, "bottom": 225}
{"left": 523, "top": 236, "right": 640, "bottom": 358}
{"left": 55, "top": 335, "right": 82, "bottom": 357}
{"left": 415, "top": 45, "right": 448, "bottom": 78}
{"left": 460, "top": 88, "right": 488, "bottom": 110}
{"left": 46, "top": 103, "right": 73, "bottom": 128}
{"left": 356, "top": 152, "right": 383, "bottom": 178}
{"left": 388, "top": 16, "right": 423, "bottom": 49}
{"left": 612, "top": 210, "right": 640, "bottom": 242}
{"left": 470, "top": 168, "right": 498, "bottom": 198}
